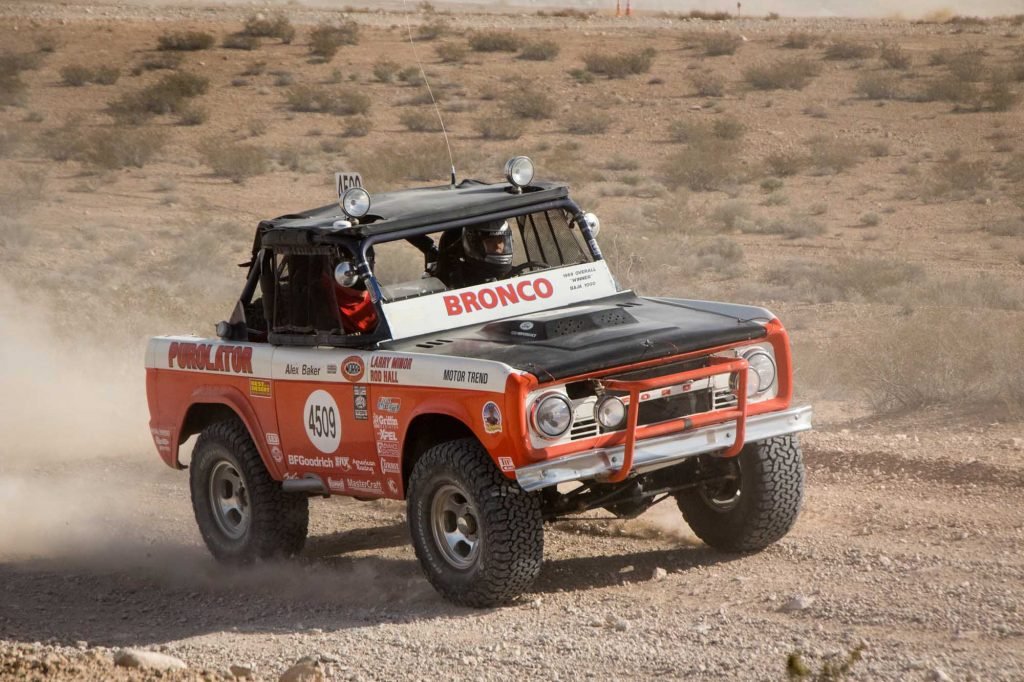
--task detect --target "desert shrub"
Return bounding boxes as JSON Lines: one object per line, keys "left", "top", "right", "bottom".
{"left": 34, "top": 31, "right": 60, "bottom": 53}
{"left": 753, "top": 215, "right": 826, "bottom": 239}
{"left": 415, "top": 19, "right": 449, "bottom": 41}
{"left": 582, "top": 48, "right": 655, "bottom": 78}
{"left": 879, "top": 42, "right": 911, "bottom": 69}
{"left": 765, "top": 148, "right": 807, "bottom": 176}
{"left": 399, "top": 109, "right": 442, "bottom": 132}
{"left": 372, "top": 60, "right": 401, "bottom": 83}
{"left": 923, "top": 75, "right": 978, "bottom": 103}
{"left": 435, "top": 42, "right": 467, "bottom": 63}
{"left": 0, "top": 129, "right": 20, "bottom": 157}
{"left": 766, "top": 257, "right": 920, "bottom": 302}
{"left": 157, "top": 31, "right": 215, "bottom": 51}
{"left": 223, "top": 33, "right": 260, "bottom": 50}
{"left": 687, "top": 10, "right": 733, "bottom": 20}
{"left": 856, "top": 72, "right": 901, "bottom": 99}
{"left": 743, "top": 58, "right": 819, "bottom": 90}
{"left": 605, "top": 155, "right": 640, "bottom": 171}
{"left": 859, "top": 212, "right": 881, "bottom": 227}
{"left": 984, "top": 217, "right": 1024, "bottom": 236}
{"left": 343, "top": 116, "right": 372, "bottom": 137}
{"left": 710, "top": 199, "right": 752, "bottom": 229}
{"left": 139, "top": 53, "right": 182, "bottom": 71}
{"left": 197, "top": 138, "right": 271, "bottom": 183}
{"left": 273, "top": 71, "right": 295, "bottom": 87}
{"left": 107, "top": 71, "right": 208, "bottom": 124}
{"left": 519, "top": 40, "right": 560, "bottom": 61}
{"left": 176, "top": 104, "right": 208, "bottom": 126}
{"left": 703, "top": 34, "right": 742, "bottom": 56}
{"left": 689, "top": 71, "right": 725, "bottom": 97}
{"left": 760, "top": 177, "right": 783, "bottom": 192}
{"left": 242, "top": 61, "right": 266, "bottom": 76}
{"left": 927, "top": 158, "right": 991, "bottom": 197}
{"left": 397, "top": 66, "right": 424, "bottom": 85}
{"left": 781, "top": 31, "right": 816, "bottom": 48}
{"left": 712, "top": 116, "right": 745, "bottom": 140}
{"left": 285, "top": 85, "right": 370, "bottom": 115}
{"left": 309, "top": 21, "right": 359, "bottom": 60}
{"left": 807, "top": 135, "right": 862, "bottom": 174}
{"left": 92, "top": 66, "right": 119, "bottom": 85}
{"left": 948, "top": 49, "right": 988, "bottom": 82}
{"left": 36, "top": 117, "right": 87, "bottom": 161}
{"left": 243, "top": 12, "right": 295, "bottom": 43}
{"left": 60, "top": 65, "right": 93, "bottom": 86}
{"left": 824, "top": 39, "right": 873, "bottom": 60}
{"left": 982, "top": 75, "right": 1019, "bottom": 112}
{"left": 83, "top": 127, "right": 168, "bottom": 169}
{"left": 0, "top": 54, "right": 33, "bottom": 106}
{"left": 565, "top": 110, "right": 611, "bottom": 135}
{"left": 353, "top": 138, "right": 460, "bottom": 186}
{"left": 505, "top": 85, "right": 555, "bottom": 119}
{"left": 1003, "top": 154, "right": 1024, "bottom": 182}
{"left": 867, "top": 140, "right": 891, "bottom": 157}
{"left": 568, "top": 68, "right": 595, "bottom": 84}
{"left": 469, "top": 32, "right": 521, "bottom": 52}
{"left": 668, "top": 119, "right": 708, "bottom": 144}
{"left": 662, "top": 139, "right": 739, "bottom": 191}
{"left": 476, "top": 114, "right": 525, "bottom": 140}
{"left": 803, "top": 104, "right": 828, "bottom": 118}
{"left": 695, "top": 238, "right": 744, "bottom": 277}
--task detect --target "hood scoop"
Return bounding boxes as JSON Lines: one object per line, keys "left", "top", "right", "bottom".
{"left": 480, "top": 307, "right": 637, "bottom": 342}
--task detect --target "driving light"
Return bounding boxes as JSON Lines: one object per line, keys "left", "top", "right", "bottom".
{"left": 735, "top": 348, "right": 777, "bottom": 397}
{"left": 583, "top": 212, "right": 600, "bottom": 237}
{"left": 531, "top": 393, "right": 572, "bottom": 439}
{"left": 504, "top": 156, "right": 535, "bottom": 187}
{"left": 334, "top": 261, "right": 359, "bottom": 288}
{"left": 341, "top": 187, "right": 371, "bottom": 218}
{"left": 595, "top": 395, "right": 626, "bottom": 430}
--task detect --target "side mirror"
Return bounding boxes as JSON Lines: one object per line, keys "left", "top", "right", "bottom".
{"left": 334, "top": 261, "right": 359, "bottom": 288}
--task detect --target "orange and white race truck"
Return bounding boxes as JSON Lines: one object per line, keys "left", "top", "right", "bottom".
{"left": 146, "top": 158, "right": 812, "bottom": 607}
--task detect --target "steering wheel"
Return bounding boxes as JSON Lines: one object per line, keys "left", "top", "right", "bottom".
{"left": 509, "top": 261, "right": 549, "bottom": 276}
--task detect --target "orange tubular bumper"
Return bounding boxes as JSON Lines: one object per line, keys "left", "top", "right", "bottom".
{"left": 600, "top": 356, "right": 749, "bottom": 483}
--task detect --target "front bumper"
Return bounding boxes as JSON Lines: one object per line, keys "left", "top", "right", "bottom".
{"left": 515, "top": 404, "right": 813, "bottom": 492}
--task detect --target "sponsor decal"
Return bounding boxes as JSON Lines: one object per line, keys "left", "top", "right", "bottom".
{"left": 443, "top": 277, "right": 554, "bottom": 317}
{"left": 375, "top": 397, "right": 401, "bottom": 413}
{"left": 354, "top": 460, "right": 376, "bottom": 473}
{"left": 327, "top": 477, "right": 346, "bottom": 492}
{"left": 335, "top": 456, "right": 352, "bottom": 472}
{"left": 342, "top": 356, "right": 365, "bottom": 382}
{"left": 266, "top": 432, "right": 280, "bottom": 446}
{"left": 304, "top": 390, "right": 341, "bottom": 454}
{"left": 381, "top": 459, "right": 401, "bottom": 474}
{"left": 167, "top": 342, "right": 253, "bottom": 374}
{"left": 498, "top": 456, "right": 515, "bottom": 472}
{"left": 353, "top": 385, "right": 368, "bottom": 421}
{"left": 283, "top": 472, "right": 299, "bottom": 481}
{"left": 482, "top": 401, "right": 502, "bottom": 434}
{"left": 387, "top": 479, "right": 399, "bottom": 495}
{"left": 369, "top": 355, "right": 413, "bottom": 384}
{"left": 327, "top": 363, "right": 338, "bottom": 375}
{"left": 376, "top": 428, "right": 398, "bottom": 443}
{"left": 287, "top": 453, "right": 335, "bottom": 468}
{"left": 347, "top": 478, "right": 383, "bottom": 494}
{"left": 271, "top": 445, "right": 284, "bottom": 463}
{"left": 442, "top": 368, "right": 490, "bottom": 385}
{"left": 372, "top": 413, "right": 399, "bottom": 429}
{"left": 376, "top": 441, "right": 400, "bottom": 457}
{"left": 150, "top": 427, "right": 171, "bottom": 437}
{"left": 519, "top": 321, "right": 535, "bottom": 331}
{"left": 249, "top": 378, "right": 272, "bottom": 398}
{"left": 284, "top": 363, "right": 322, "bottom": 377}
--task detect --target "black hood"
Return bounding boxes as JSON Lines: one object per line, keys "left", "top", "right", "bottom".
{"left": 383, "top": 292, "right": 773, "bottom": 381}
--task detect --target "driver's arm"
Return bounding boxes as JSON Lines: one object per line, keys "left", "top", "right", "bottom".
{"left": 407, "top": 235, "right": 440, "bottom": 275}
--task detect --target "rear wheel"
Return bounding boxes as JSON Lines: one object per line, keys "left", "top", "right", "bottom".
{"left": 675, "top": 435, "right": 804, "bottom": 552}
{"left": 190, "top": 419, "right": 308, "bottom": 562}
{"left": 407, "top": 439, "right": 543, "bottom": 607}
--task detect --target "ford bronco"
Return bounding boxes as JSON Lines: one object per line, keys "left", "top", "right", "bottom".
{"left": 145, "top": 157, "right": 812, "bottom": 607}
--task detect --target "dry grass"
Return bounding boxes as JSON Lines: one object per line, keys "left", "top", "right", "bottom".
{"left": 710, "top": 199, "right": 752, "bottom": 229}
{"left": 879, "top": 42, "right": 912, "bottom": 69}
{"left": 855, "top": 72, "right": 902, "bottom": 99}
{"left": 824, "top": 39, "right": 874, "bottom": 60}
{"left": 702, "top": 34, "right": 743, "bottom": 57}
{"left": 435, "top": 42, "right": 467, "bottom": 63}
{"left": 372, "top": 60, "right": 401, "bottom": 83}
{"left": 984, "top": 217, "right": 1024, "bottom": 237}
{"left": 926, "top": 157, "right": 991, "bottom": 199}
{"left": 468, "top": 32, "right": 522, "bottom": 52}
{"left": 176, "top": 104, "right": 208, "bottom": 126}
{"left": 807, "top": 135, "right": 863, "bottom": 175}
{"left": 744, "top": 58, "right": 819, "bottom": 90}
{"left": 137, "top": 53, "right": 182, "bottom": 72}
{"left": 582, "top": 48, "right": 655, "bottom": 78}
{"left": 106, "top": 71, "right": 208, "bottom": 124}
{"left": 565, "top": 110, "right": 611, "bottom": 135}
{"left": 399, "top": 109, "right": 443, "bottom": 132}
{"left": 157, "top": 31, "right": 215, "bottom": 51}
{"left": 765, "top": 257, "right": 921, "bottom": 303}
{"left": 504, "top": 84, "right": 555, "bottom": 120}
{"left": 353, "top": 138, "right": 463, "bottom": 187}
{"left": 475, "top": 114, "right": 525, "bottom": 140}
{"left": 343, "top": 116, "right": 372, "bottom": 137}
{"left": 519, "top": 40, "right": 560, "bottom": 61}
{"left": 764, "top": 148, "right": 808, "bottom": 176}
{"left": 243, "top": 12, "right": 295, "bottom": 43}
{"left": 689, "top": 71, "right": 725, "bottom": 97}
{"left": 197, "top": 138, "right": 271, "bottom": 183}
{"left": 309, "top": 21, "right": 359, "bottom": 60}
{"left": 61, "top": 64, "right": 120, "bottom": 86}
{"left": 781, "top": 31, "right": 816, "bottom": 49}
{"left": 222, "top": 34, "right": 260, "bottom": 51}
{"left": 284, "top": 85, "right": 370, "bottom": 116}
{"left": 662, "top": 139, "right": 740, "bottom": 192}
{"left": 415, "top": 18, "right": 449, "bottom": 42}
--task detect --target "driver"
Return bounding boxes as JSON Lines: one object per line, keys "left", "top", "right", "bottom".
{"left": 436, "top": 220, "right": 514, "bottom": 289}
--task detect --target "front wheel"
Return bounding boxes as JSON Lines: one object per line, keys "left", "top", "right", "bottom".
{"left": 407, "top": 439, "right": 543, "bottom": 607}
{"left": 675, "top": 435, "right": 804, "bottom": 552}
{"left": 190, "top": 419, "right": 309, "bottom": 563}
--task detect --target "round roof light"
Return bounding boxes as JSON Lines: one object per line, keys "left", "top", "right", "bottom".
{"left": 504, "top": 156, "right": 535, "bottom": 187}
{"left": 583, "top": 212, "right": 600, "bottom": 237}
{"left": 341, "top": 187, "right": 371, "bottom": 218}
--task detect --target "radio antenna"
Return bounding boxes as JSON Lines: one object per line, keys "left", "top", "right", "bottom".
{"left": 401, "top": 0, "right": 457, "bottom": 187}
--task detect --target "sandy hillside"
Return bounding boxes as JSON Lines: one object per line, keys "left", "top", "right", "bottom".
{"left": 0, "top": 2, "right": 1022, "bottom": 680}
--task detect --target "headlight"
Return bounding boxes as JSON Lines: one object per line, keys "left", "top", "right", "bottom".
{"left": 341, "top": 187, "right": 371, "bottom": 218}
{"left": 504, "top": 156, "right": 535, "bottom": 187}
{"left": 583, "top": 212, "right": 600, "bottom": 237}
{"left": 739, "top": 348, "right": 776, "bottom": 397}
{"left": 530, "top": 393, "right": 572, "bottom": 439}
{"left": 594, "top": 395, "right": 626, "bottom": 430}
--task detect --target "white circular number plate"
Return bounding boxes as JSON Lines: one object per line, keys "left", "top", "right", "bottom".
{"left": 303, "top": 390, "right": 341, "bottom": 454}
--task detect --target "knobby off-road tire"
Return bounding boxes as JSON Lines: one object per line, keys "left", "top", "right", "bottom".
{"left": 676, "top": 435, "right": 804, "bottom": 552}
{"left": 407, "top": 438, "right": 544, "bottom": 608}
{"left": 190, "top": 419, "right": 308, "bottom": 563}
